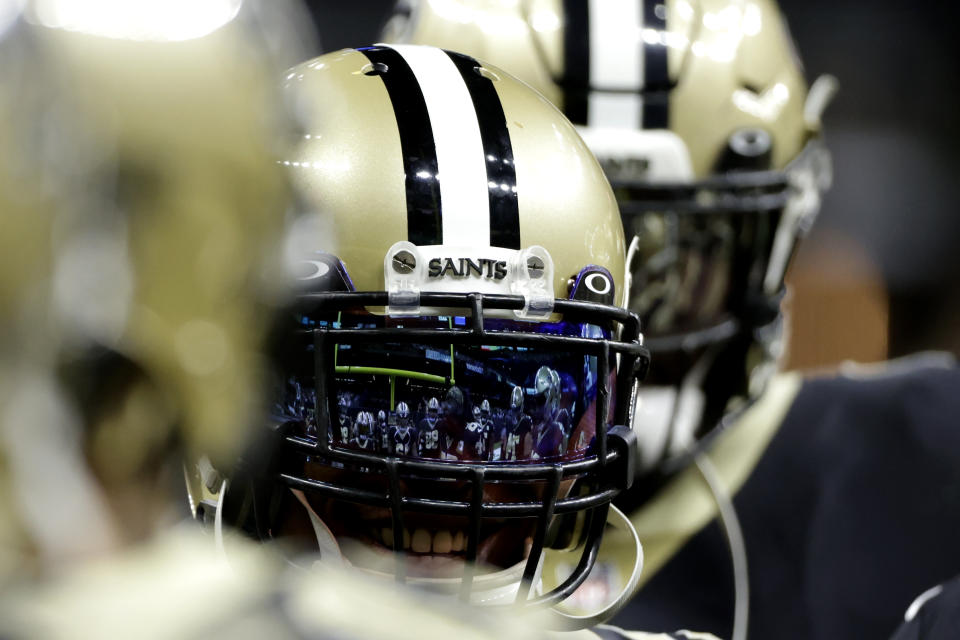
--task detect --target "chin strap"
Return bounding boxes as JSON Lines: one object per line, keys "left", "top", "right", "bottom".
{"left": 213, "top": 479, "right": 228, "bottom": 561}
{"left": 291, "top": 487, "right": 540, "bottom": 604}
{"left": 624, "top": 234, "right": 640, "bottom": 310}
{"left": 694, "top": 453, "right": 749, "bottom": 640}
{"left": 291, "top": 489, "right": 345, "bottom": 567}
{"left": 210, "top": 483, "right": 639, "bottom": 628}
{"left": 541, "top": 504, "right": 644, "bottom": 630}
{"left": 634, "top": 345, "right": 715, "bottom": 474}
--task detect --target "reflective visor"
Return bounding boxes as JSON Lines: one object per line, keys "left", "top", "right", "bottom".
{"left": 612, "top": 140, "right": 832, "bottom": 346}
{"left": 625, "top": 207, "right": 782, "bottom": 339}
{"left": 274, "top": 311, "right": 615, "bottom": 464}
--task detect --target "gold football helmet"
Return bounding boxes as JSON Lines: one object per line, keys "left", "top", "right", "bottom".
{"left": 0, "top": 0, "right": 309, "bottom": 574}
{"left": 383, "top": 0, "right": 835, "bottom": 471}
{"left": 206, "top": 44, "right": 649, "bottom": 628}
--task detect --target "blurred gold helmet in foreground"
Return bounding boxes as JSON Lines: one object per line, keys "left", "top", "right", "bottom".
{"left": 0, "top": 0, "right": 314, "bottom": 574}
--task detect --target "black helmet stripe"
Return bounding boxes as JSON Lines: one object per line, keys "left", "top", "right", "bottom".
{"left": 558, "top": 1, "right": 671, "bottom": 130}
{"left": 641, "top": 0, "right": 670, "bottom": 128}
{"left": 359, "top": 45, "right": 523, "bottom": 250}
{"left": 562, "top": 0, "right": 590, "bottom": 125}
{"left": 357, "top": 46, "right": 443, "bottom": 246}
{"left": 444, "top": 50, "right": 520, "bottom": 250}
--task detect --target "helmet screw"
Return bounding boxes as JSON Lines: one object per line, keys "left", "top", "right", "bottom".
{"left": 392, "top": 250, "right": 416, "bottom": 274}
{"left": 526, "top": 255, "right": 545, "bottom": 279}
{"left": 362, "top": 62, "right": 389, "bottom": 76}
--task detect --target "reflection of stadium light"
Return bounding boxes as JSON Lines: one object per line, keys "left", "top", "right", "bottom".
{"left": 30, "top": 0, "right": 242, "bottom": 42}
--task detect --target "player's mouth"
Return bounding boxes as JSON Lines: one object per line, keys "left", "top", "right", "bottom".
{"left": 372, "top": 525, "right": 467, "bottom": 554}
{"left": 295, "top": 461, "right": 572, "bottom": 578}
{"left": 314, "top": 497, "right": 535, "bottom": 578}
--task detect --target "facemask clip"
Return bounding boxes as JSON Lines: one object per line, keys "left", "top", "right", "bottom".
{"left": 384, "top": 241, "right": 423, "bottom": 316}
{"left": 512, "top": 245, "right": 554, "bottom": 319}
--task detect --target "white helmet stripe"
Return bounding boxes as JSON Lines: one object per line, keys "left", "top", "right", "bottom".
{"left": 582, "top": 0, "right": 671, "bottom": 130}
{"left": 588, "top": 0, "right": 644, "bottom": 91}
{"left": 588, "top": 92, "right": 643, "bottom": 130}
{"left": 358, "top": 45, "right": 443, "bottom": 245}
{"left": 389, "top": 44, "right": 492, "bottom": 248}
{"left": 587, "top": 0, "right": 644, "bottom": 129}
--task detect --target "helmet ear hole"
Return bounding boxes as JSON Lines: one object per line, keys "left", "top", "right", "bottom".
{"left": 719, "top": 127, "right": 773, "bottom": 171}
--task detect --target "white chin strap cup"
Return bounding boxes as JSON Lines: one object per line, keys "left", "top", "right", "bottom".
{"left": 542, "top": 504, "right": 644, "bottom": 630}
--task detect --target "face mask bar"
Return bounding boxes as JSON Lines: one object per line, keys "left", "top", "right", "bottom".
{"left": 277, "top": 290, "right": 646, "bottom": 614}
{"left": 616, "top": 168, "right": 791, "bottom": 217}
{"left": 618, "top": 171, "right": 785, "bottom": 358}
{"left": 619, "top": 140, "right": 829, "bottom": 357}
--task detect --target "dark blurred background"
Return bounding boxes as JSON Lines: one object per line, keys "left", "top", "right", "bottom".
{"left": 780, "top": 0, "right": 960, "bottom": 365}
{"left": 299, "top": 0, "right": 960, "bottom": 368}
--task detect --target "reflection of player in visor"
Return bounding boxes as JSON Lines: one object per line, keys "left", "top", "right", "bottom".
{"left": 480, "top": 398, "right": 502, "bottom": 460}
{"left": 283, "top": 379, "right": 303, "bottom": 419}
{"left": 392, "top": 415, "right": 417, "bottom": 457}
{"left": 480, "top": 399, "right": 492, "bottom": 427}
{"left": 416, "top": 397, "right": 442, "bottom": 458}
{"left": 479, "top": 400, "right": 494, "bottom": 457}
{"left": 355, "top": 412, "right": 377, "bottom": 451}
{"left": 501, "top": 385, "right": 533, "bottom": 462}
{"left": 395, "top": 402, "right": 411, "bottom": 427}
{"left": 424, "top": 397, "right": 439, "bottom": 426}
{"left": 336, "top": 395, "right": 353, "bottom": 444}
{"left": 459, "top": 406, "right": 488, "bottom": 461}
{"left": 376, "top": 409, "right": 394, "bottom": 454}
{"left": 532, "top": 367, "right": 565, "bottom": 460}
{"left": 439, "top": 386, "right": 465, "bottom": 459}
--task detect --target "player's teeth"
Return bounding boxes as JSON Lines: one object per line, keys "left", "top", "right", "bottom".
{"left": 452, "top": 530, "right": 465, "bottom": 552}
{"left": 432, "top": 529, "right": 452, "bottom": 554}
{"left": 381, "top": 527, "right": 394, "bottom": 548}
{"left": 411, "top": 528, "right": 431, "bottom": 553}
{"left": 403, "top": 528, "right": 411, "bottom": 549}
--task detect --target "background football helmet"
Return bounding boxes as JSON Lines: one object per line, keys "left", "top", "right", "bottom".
{"left": 383, "top": 0, "right": 834, "bottom": 473}
{"left": 209, "top": 43, "right": 649, "bottom": 627}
